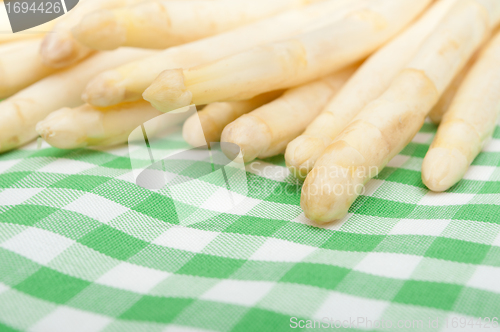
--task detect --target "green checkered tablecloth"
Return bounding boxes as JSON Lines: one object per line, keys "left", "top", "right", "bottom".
{"left": 0, "top": 120, "right": 499, "bottom": 332}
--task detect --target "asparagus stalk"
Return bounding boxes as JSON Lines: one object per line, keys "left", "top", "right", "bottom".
{"left": 422, "top": 29, "right": 500, "bottom": 191}
{"left": 40, "top": 0, "right": 148, "bottom": 68}
{"left": 0, "top": 39, "right": 58, "bottom": 99}
{"left": 143, "top": 0, "right": 433, "bottom": 112}
{"left": 285, "top": 0, "right": 457, "bottom": 180}
{"left": 301, "top": 0, "right": 499, "bottom": 223}
{"left": 183, "top": 91, "right": 283, "bottom": 147}
{"left": 427, "top": 44, "right": 486, "bottom": 124}
{"left": 0, "top": 48, "right": 155, "bottom": 153}
{"left": 221, "top": 65, "right": 357, "bottom": 163}
{"left": 81, "top": 0, "right": 369, "bottom": 107}
{"left": 37, "top": 101, "right": 162, "bottom": 149}
{"left": 73, "top": 0, "right": 324, "bottom": 50}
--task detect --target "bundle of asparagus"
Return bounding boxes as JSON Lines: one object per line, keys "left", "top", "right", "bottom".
{"left": 300, "top": 0, "right": 500, "bottom": 222}
{"left": 1, "top": 0, "right": 499, "bottom": 225}
{"left": 81, "top": 0, "right": 366, "bottom": 107}
{"left": 0, "top": 48, "right": 155, "bottom": 153}
{"left": 285, "top": 0, "right": 457, "bottom": 180}
{"left": 72, "top": 0, "right": 326, "bottom": 50}
{"left": 143, "top": 0, "right": 432, "bottom": 111}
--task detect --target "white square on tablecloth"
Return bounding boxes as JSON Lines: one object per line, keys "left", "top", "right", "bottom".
{"left": 38, "top": 159, "right": 95, "bottom": 175}
{"left": 249, "top": 238, "right": 316, "bottom": 262}
{"left": 462, "top": 165, "right": 496, "bottom": 181}
{"left": 389, "top": 219, "right": 450, "bottom": 236}
{"left": 200, "top": 279, "right": 275, "bottom": 306}
{"left": 0, "top": 159, "right": 19, "bottom": 173}
{"left": 114, "top": 171, "right": 136, "bottom": 184}
{"left": 200, "top": 188, "right": 259, "bottom": 216}
{"left": 482, "top": 139, "right": 500, "bottom": 152}
{"left": 291, "top": 213, "right": 311, "bottom": 224}
{"left": 466, "top": 265, "right": 500, "bottom": 293}
{"left": 1, "top": 228, "right": 74, "bottom": 264}
{"left": 353, "top": 252, "right": 423, "bottom": 279}
{"left": 0, "top": 282, "right": 9, "bottom": 295}
{"left": 363, "top": 179, "right": 384, "bottom": 197}
{"left": 418, "top": 192, "right": 474, "bottom": 206}
{"left": 64, "top": 193, "right": 129, "bottom": 224}
{"left": 313, "top": 292, "right": 389, "bottom": 326}
{"left": 0, "top": 188, "right": 44, "bottom": 206}
{"left": 493, "top": 232, "right": 500, "bottom": 247}
{"left": 152, "top": 226, "right": 219, "bottom": 253}
{"left": 29, "top": 306, "right": 112, "bottom": 332}
{"left": 96, "top": 262, "right": 170, "bottom": 294}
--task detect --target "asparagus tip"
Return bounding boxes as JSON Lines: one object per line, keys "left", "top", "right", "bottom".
{"left": 143, "top": 69, "right": 193, "bottom": 113}
{"left": 221, "top": 115, "right": 271, "bottom": 163}
{"left": 83, "top": 71, "right": 128, "bottom": 107}
{"left": 285, "top": 134, "right": 330, "bottom": 180}
{"left": 40, "top": 32, "right": 82, "bottom": 68}
{"left": 73, "top": 10, "right": 126, "bottom": 51}
{"left": 301, "top": 165, "right": 352, "bottom": 224}
{"left": 36, "top": 108, "right": 89, "bottom": 149}
{"left": 422, "top": 147, "right": 468, "bottom": 192}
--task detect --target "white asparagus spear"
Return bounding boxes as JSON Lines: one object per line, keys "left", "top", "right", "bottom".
{"left": 0, "top": 39, "right": 58, "bottom": 99}
{"left": 183, "top": 91, "right": 283, "bottom": 147}
{"left": 301, "top": 0, "right": 499, "bottom": 223}
{"left": 36, "top": 101, "right": 162, "bottom": 149}
{"left": 143, "top": 0, "right": 433, "bottom": 113}
{"left": 221, "top": 65, "right": 357, "bottom": 163}
{"left": 0, "top": 31, "right": 43, "bottom": 44}
{"left": 426, "top": 38, "right": 492, "bottom": 124}
{"left": 82, "top": 0, "right": 368, "bottom": 107}
{"left": 0, "top": 40, "right": 31, "bottom": 54}
{"left": 285, "top": 0, "right": 457, "bottom": 180}
{"left": 40, "top": 0, "right": 148, "bottom": 68}
{"left": 0, "top": 48, "right": 155, "bottom": 153}
{"left": 422, "top": 30, "right": 500, "bottom": 192}
{"left": 427, "top": 60, "right": 473, "bottom": 124}
{"left": 73, "top": 0, "right": 324, "bottom": 51}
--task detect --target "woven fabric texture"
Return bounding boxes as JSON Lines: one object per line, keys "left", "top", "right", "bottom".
{"left": 0, "top": 121, "right": 499, "bottom": 332}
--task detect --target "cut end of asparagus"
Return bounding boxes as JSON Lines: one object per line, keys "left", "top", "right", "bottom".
{"left": 83, "top": 71, "right": 129, "bottom": 107}
{"left": 422, "top": 147, "right": 468, "bottom": 192}
{"left": 221, "top": 115, "right": 271, "bottom": 163}
{"left": 73, "top": 10, "right": 126, "bottom": 51}
{"left": 40, "top": 31, "right": 91, "bottom": 68}
{"left": 36, "top": 108, "right": 89, "bottom": 149}
{"left": 285, "top": 134, "right": 331, "bottom": 181}
{"left": 143, "top": 69, "right": 193, "bottom": 113}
